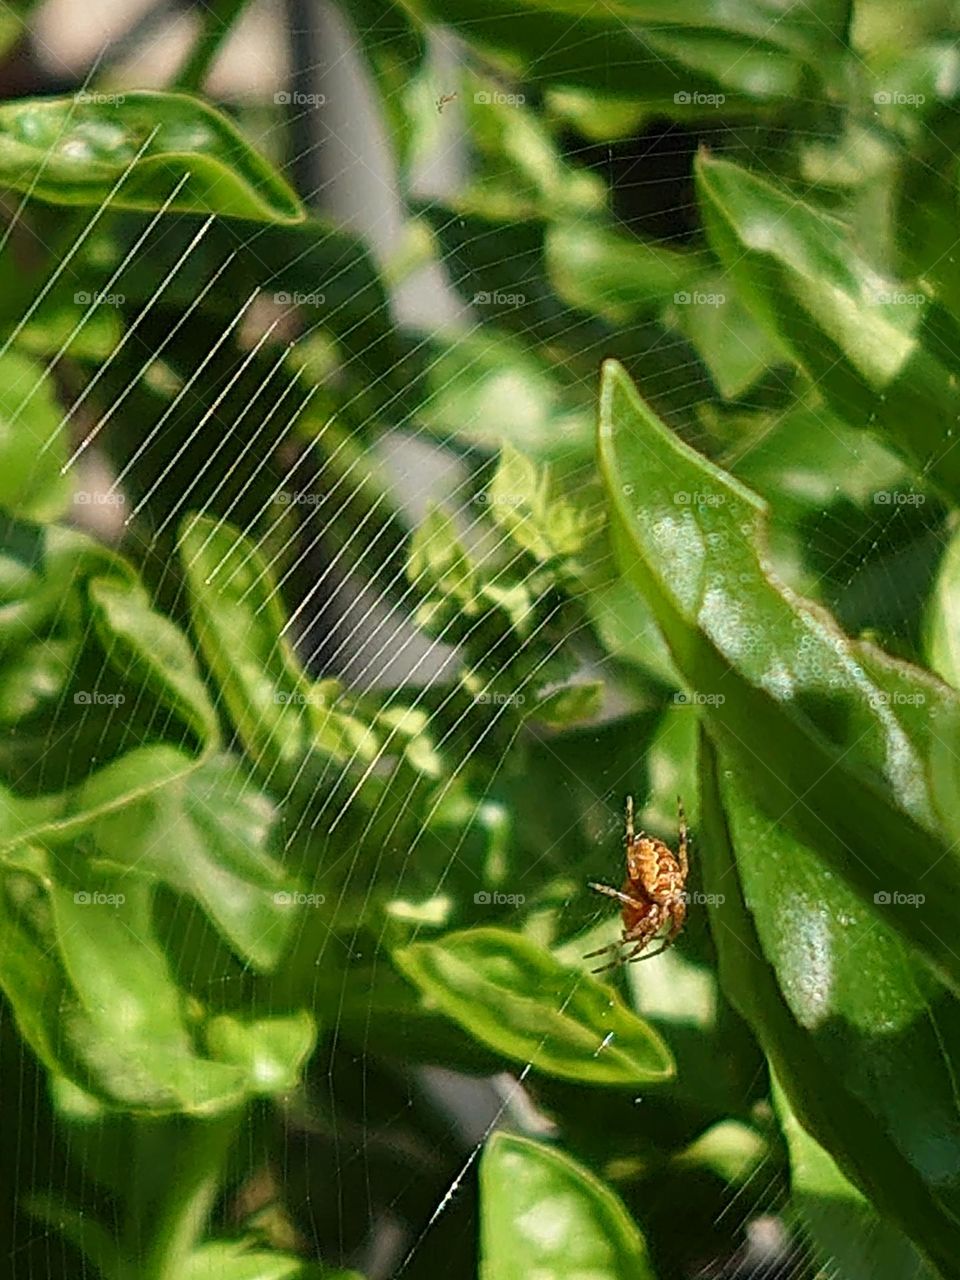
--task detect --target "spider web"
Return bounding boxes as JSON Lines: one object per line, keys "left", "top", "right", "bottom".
{"left": 0, "top": 3, "right": 948, "bottom": 1279}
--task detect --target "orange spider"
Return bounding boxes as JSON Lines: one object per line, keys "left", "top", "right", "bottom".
{"left": 584, "top": 796, "right": 689, "bottom": 973}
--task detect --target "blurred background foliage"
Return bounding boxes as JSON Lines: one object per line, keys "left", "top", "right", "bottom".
{"left": 0, "top": 1, "right": 958, "bottom": 1278}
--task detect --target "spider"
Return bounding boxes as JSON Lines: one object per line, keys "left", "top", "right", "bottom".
{"left": 584, "top": 796, "right": 689, "bottom": 973}
{"left": 436, "top": 91, "right": 458, "bottom": 114}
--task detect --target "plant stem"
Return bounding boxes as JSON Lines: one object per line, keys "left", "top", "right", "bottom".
{"left": 135, "top": 1108, "right": 243, "bottom": 1280}
{"left": 174, "top": 0, "right": 253, "bottom": 92}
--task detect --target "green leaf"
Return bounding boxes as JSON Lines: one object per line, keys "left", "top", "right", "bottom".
{"left": 0, "top": 864, "right": 247, "bottom": 1113}
{"left": 0, "top": 521, "right": 122, "bottom": 657}
{"left": 89, "top": 574, "right": 221, "bottom": 751}
{"left": 0, "top": 743, "right": 197, "bottom": 856}
{"left": 723, "top": 752, "right": 960, "bottom": 1224}
{"left": 25, "top": 1193, "right": 125, "bottom": 1280}
{"left": 185, "top": 1241, "right": 356, "bottom": 1279}
{"left": 696, "top": 152, "right": 960, "bottom": 495}
{"left": 462, "top": 73, "right": 606, "bottom": 218}
{"left": 394, "top": 927, "right": 674, "bottom": 1085}
{"left": 0, "top": 91, "right": 304, "bottom": 223}
{"left": 527, "top": 679, "right": 604, "bottom": 728}
{"left": 305, "top": 930, "right": 507, "bottom": 1072}
{"left": 488, "top": 443, "right": 602, "bottom": 563}
{"left": 180, "top": 513, "right": 312, "bottom": 778}
{"left": 0, "top": 1, "right": 42, "bottom": 58}
{"left": 340, "top": 0, "right": 431, "bottom": 175}
{"left": 204, "top": 1010, "right": 316, "bottom": 1095}
{"left": 407, "top": 506, "right": 536, "bottom": 639}
{"left": 408, "top": 508, "right": 480, "bottom": 615}
{"left": 925, "top": 522, "right": 960, "bottom": 689}
{"left": 581, "top": 572, "right": 679, "bottom": 689}
{"left": 546, "top": 222, "right": 706, "bottom": 325}
{"left": 85, "top": 750, "right": 296, "bottom": 972}
{"left": 774, "top": 1079, "right": 939, "bottom": 1280}
{"left": 668, "top": 275, "right": 783, "bottom": 400}
{"left": 14, "top": 295, "right": 121, "bottom": 362}
{"left": 596, "top": 360, "right": 960, "bottom": 993}
{"left": 0, "top": 350, "right": 71, "bottom": 520}
{"left": 417, "top": 329, "right": 593, "bottom": 458}
{"left": 698, "top": 736, "right": 960, "bottom": 1275}
{"left": 0, "top": 636, "right": 74, "bottom": 724}
{"left": 479, "top": 1132, "right": 655, "bottom": 1280}
{"left": 403, "top": 0, "right": 830, "bottom": 104}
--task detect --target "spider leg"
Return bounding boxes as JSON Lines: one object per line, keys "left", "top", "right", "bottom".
{"left": 625, "top": 794, "right": 634, "bottom": 844}
{"left": 634, "top": 940, "right": 671, "bottom": 961}
{"left": 635, "top": 908, "right": 686, "bottom": 961}
{"left": 588, "top": 882, "right": 647, "bottom": 910}
{"left": 588, "top": 934, "right": 652, "bottom": 973}
{"left": 620, "top": 938, "right": 649, "bottom": 965}
{"left": 677, "top": 795, "right": 689, "bottom": 879}
{"left": 583, "top": 941, "right": 619, "bottom": 960}
{"left": 585, "top": 936, "right": 631, "bottom": 971}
